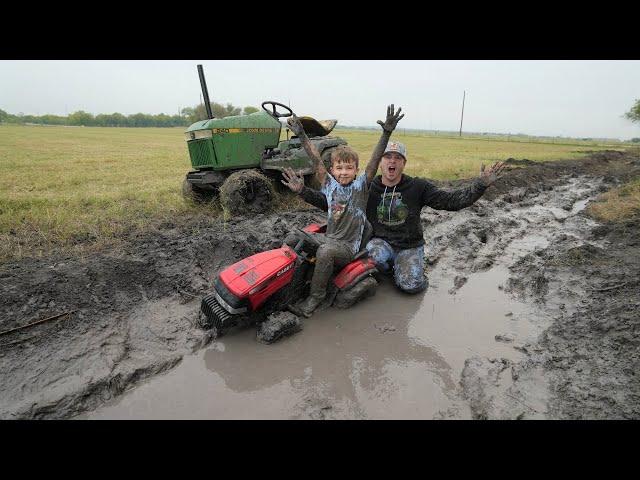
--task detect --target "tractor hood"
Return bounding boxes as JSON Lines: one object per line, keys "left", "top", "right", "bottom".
{"left": 185, "top": 111, "right": 281, "bottom": 133}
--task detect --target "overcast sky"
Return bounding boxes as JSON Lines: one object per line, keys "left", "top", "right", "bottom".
{"left": 1, "top": 60, "right": 639, "bottom": 139}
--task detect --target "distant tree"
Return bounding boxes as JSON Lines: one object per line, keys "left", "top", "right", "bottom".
{"left": 68, "top": 110, "right": 94, "bottom": 126}
{"left": 631, "top": 138, "right": 640, "bottom": 143}
{"left": 109, "top": 113, "right": 128, "bottom": 127}
{"left": 624, "top": 99, "right": 640, "bottom": 123}
{"left": 154, "top": 113, "right": 171, "bottom": 127}
{"left": 243, "top": 106, "right": 259, "bottom": 115}
{"left": 94, "top": 113, "right": 109, "bottom": 127}
{"left": 170, "top": 114, "right": 187, "bottom": 126}
{"left": 180, "top": 107, "right": 195, "bottom": 118}
{"left": 183, "top": 102, "right": 243, "bottom": 123}
{"left": 129, "top": 113, "right": 151, "bottom": 127}
{"left": 211, "top": 102, "right": 241, "bottom": 118}
{"left": 40, "top": 114, "right": 66, "bottom": 125}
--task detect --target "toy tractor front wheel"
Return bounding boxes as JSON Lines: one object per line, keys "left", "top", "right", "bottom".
{"left": 219, "top": 170, "right": 276, "bottom": 216}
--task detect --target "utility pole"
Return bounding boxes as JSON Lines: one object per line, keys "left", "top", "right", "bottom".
{"left": 459, "top": 90, "right": 466, "bottom": 137}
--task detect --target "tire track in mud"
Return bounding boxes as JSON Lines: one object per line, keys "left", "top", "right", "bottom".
{"left": 422, "top": 151, "right": 640, "bottom": 419}
{"left": 1, "top": 151, "right": 638, "bottom": 419}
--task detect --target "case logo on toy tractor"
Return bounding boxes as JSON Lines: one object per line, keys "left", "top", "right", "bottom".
{"left": 276, "top": 263, "right": 294, "bottom": 277}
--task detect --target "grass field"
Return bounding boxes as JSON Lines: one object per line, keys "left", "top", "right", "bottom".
{"left": 587, "top": 176, "right": 640, "bottom": 222}
{"left": 0, "top": 124, "right": 628, "bottom": 262}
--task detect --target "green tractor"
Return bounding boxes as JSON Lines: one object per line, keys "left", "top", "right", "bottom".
{"left": 182, "top": 65, "right": 348, "bottom": 215}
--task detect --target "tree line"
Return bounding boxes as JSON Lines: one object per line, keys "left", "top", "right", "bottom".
{"left": 0, "top": 102, "right": 261, "bottom": 128}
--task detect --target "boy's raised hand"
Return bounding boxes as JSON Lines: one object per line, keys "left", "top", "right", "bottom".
{"left": 479, "top": 161, "right": 507, "bottom": 186}
{"left": 377, "top": 104, "right": 404, "bottom": 133}
{"left": 281, "top": 167, "right": 304, "bottom": 193}
{"left": 287, "top": 114, "right": 305, "bottom": 137}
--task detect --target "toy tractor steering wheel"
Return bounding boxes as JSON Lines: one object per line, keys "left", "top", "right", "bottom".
{"left": 261, "top": 101, "right": 294, "bottom": 119}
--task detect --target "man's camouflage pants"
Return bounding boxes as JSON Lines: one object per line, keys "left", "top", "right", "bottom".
{"left": 365, "top": 238, "right": 428, "bottom": 293}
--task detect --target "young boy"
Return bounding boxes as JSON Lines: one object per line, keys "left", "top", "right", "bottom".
{"left": 281, "top": 105, "right": 404, "bottom": 317}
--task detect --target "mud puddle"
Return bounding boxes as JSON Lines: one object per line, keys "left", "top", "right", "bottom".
{"left": 82, "top": 277, "right": 534, "bottom": 419}
{"left": 83, "top": 177, "right": 601, "bottom": 420}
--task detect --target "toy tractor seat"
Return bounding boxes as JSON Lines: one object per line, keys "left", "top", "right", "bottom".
{"left": 297, "top": 117, "right": 338, "bottom": 137}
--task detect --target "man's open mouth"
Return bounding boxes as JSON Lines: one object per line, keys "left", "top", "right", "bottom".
{"left": 388, "top": 167, "right": 396, "bottom": 173}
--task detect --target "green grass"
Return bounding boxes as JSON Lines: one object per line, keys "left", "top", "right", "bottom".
{"left": 331, "top": 128, "right": 624, "bottom": 180}
{"left": 587, "top": 176, "right": 640, "bottom": 222}
{"left": 0, "top": 124, "right": 627, "bottom": 262}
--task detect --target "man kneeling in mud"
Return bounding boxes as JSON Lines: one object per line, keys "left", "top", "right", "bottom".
{"left": 365, "top": 141, "right": 507, "bottom": 293}
{"left": 281, "top": 105, "right": 404, "bottom": 317}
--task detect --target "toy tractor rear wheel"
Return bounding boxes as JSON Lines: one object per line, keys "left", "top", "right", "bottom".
{"left": 219, "top": 170, "right": 276, "bottom": 216}
{"left": 182, "top": 178, "right": 214, "bottom": 204}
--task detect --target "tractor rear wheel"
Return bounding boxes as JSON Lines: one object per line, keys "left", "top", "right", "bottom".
{"left": 219, "top": 170, "right": 276, "bottom": 216}
{"left": 182, "top": 178, "right": 214, "bottom": 204}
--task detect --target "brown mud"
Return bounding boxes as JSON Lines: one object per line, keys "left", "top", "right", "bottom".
{"left": 1, "top": 150, "right": 639, "bottom": 419}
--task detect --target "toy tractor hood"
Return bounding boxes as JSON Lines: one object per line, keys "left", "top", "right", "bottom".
{"left": 295, "top": 116, "right": 338, "bottom": 137}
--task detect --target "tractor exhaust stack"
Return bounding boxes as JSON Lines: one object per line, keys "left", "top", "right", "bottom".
{"left": 197, "top": 64, "right": 214, "bottom": 120}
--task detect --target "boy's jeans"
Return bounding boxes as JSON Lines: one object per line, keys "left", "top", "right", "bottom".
{"left": 283, "top": 232, "right": 353, "bottom": 300}
{"left": 365, "top": 238, "right": 428, "bottom": 293}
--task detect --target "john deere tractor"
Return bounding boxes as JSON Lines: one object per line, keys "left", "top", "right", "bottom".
{"left": 182, "top": 65, "right": 348, "bottom": 215}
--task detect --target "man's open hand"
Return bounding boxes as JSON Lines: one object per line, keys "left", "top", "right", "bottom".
{"left": 479, "top": 161, "right": 507, "bottom": 186}
{"left": 377, "top": 104, "right": 404, "bottom": 133}
{"left": 287, "top": 114, "right": 305, "bottom": 137}
{"left": 281, "top": 167, "right": 305, "bottom": 193}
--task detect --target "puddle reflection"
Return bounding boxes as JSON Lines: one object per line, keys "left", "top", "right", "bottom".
{"left": 203, "top": 281, "right": 459, "bottom": 418}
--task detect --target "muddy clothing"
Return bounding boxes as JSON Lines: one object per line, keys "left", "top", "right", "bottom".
{"left": 283, "top": 232, "right": 353, "bottom": 267}
{"left": 367, "top": 174, "right": 488, "bottom": 250}
{"left": 283, "top": 231, "right": 354, "bottom": 316}
{"left": 299, "top": 185, "right": 328, "bottom": 211}
{"left": 366, "top": 174, "right": 487, "bottom": 293}
{"left": 285, "top": 172, "right": 369, "bottom": 309}
{"left": 366, "top": 238, "right": 427, "bottom": 293}
{"left": 321, "top": 172, "right": 369, "bottom": 256}
{"left": 297, "top": 174, "right": 368, "bottom": 256}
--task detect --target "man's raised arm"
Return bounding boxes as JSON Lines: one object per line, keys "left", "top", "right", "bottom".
{"left": 365, "top": 104, "right": 404, "bottom": 184}
{"left": 287, "top": 114, "right": 327, "bottom": 186}
{"left": 422, "top": 162, "right": 508, "bottom": 211}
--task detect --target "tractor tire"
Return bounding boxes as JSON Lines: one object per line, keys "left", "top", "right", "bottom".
{"left": 219, "top": 170, "right": 276, "bottom": 216}
{"left": 333, "top": 276, "right": 378, "bottom": 309}
{"left": 182, "top": 178, "right": 214, "bottom": 204}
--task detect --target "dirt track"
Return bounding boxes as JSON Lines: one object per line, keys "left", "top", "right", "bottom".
{"left": 1, "top": 150, "right": 639, "bottom": 419}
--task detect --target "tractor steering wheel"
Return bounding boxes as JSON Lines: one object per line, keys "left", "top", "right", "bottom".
{"left": 261, "top": 101, "right": 294, "bottom": 118}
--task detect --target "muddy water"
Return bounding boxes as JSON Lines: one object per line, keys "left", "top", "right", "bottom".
{"left": 82, "top": 175, "right": 599, "bottom": 420}
{"left": 84, "top": 262, "right": 544, "bottom": 420}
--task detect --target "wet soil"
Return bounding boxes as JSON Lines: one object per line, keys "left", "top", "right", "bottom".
{"left": 2, "top": 150, "right": 639, "bottom": 419}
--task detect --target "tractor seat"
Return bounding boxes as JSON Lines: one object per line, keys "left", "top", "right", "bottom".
{"left": 296, "top": 116, "right": 338, "bottom": 137}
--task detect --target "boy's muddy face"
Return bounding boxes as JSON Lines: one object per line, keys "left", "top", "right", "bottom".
{"left": 331, "top": 161, "right": 358, "bottom": 186}
{"left": 381, "top": 152, "right": 406, "bottom": 184}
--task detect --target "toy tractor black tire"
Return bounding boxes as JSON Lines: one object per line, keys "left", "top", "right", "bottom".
{"left": 182, "top": 178, "right": 214, "bottom": 204}
{"left": 219, "top": 170, "right": 276, "bottom": 216}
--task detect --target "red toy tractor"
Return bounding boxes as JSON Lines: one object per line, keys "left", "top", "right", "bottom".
{"left": 200, "top": 222, "right": 378, "bottom": 335}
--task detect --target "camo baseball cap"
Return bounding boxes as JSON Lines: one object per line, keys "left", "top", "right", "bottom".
{"left": 383, "top": 141, "right": 407, "bottom": 160}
